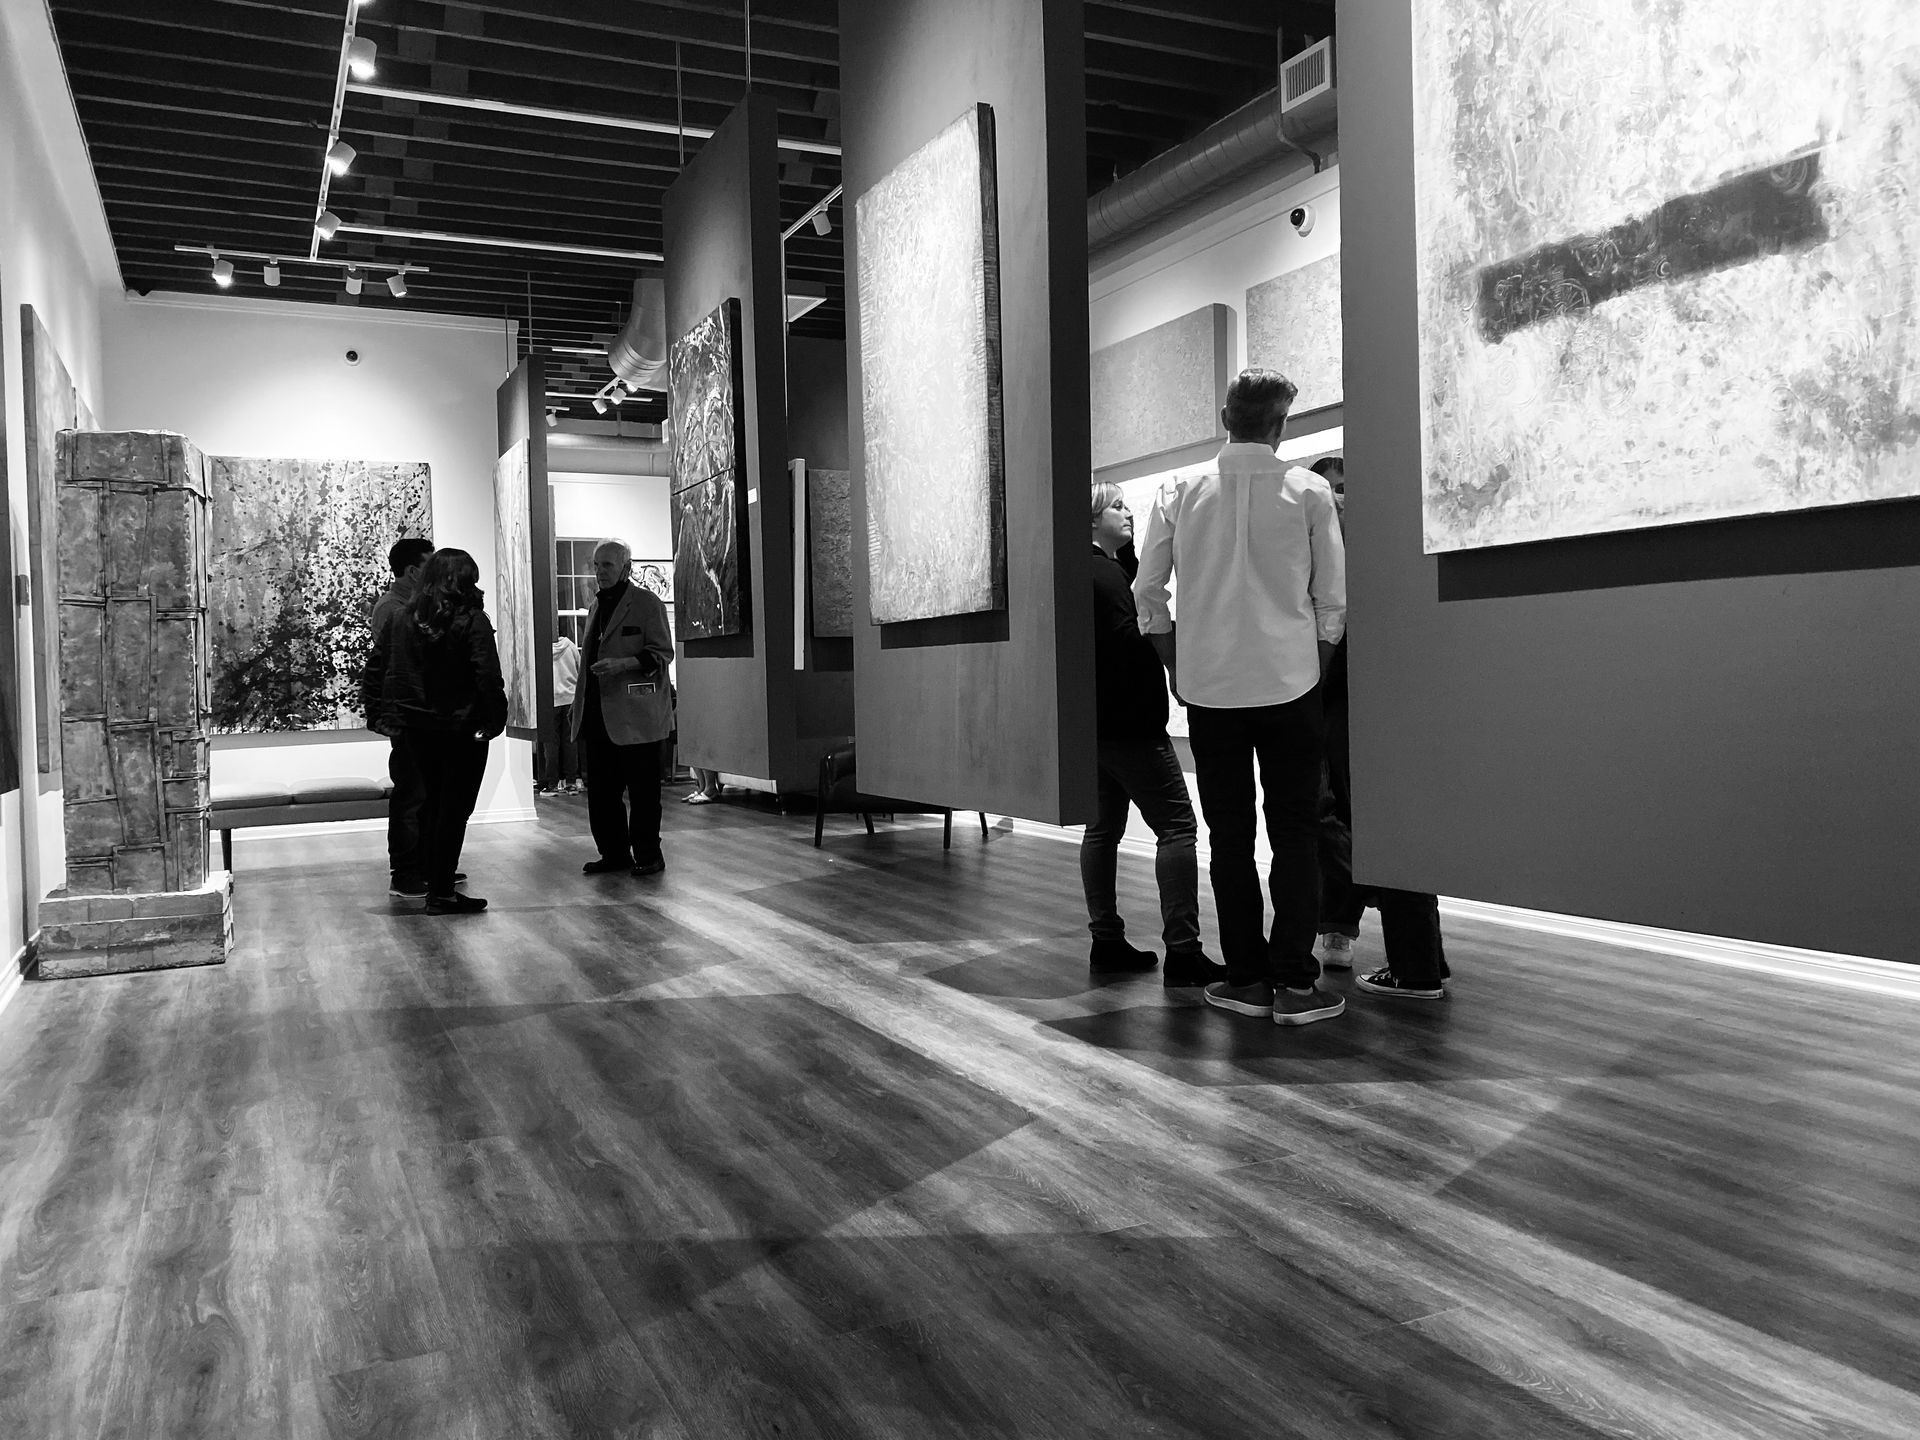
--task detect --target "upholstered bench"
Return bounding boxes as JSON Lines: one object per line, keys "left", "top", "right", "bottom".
{"left": 209, "top": 775, "right": 392, "bottom": 870}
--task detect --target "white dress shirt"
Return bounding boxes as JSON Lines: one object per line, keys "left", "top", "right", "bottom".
{"left": 1132, "top": 441, "right": 1346, "bottom": 709}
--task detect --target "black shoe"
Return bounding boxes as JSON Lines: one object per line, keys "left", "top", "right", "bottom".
{"left": 1163, "top": 949, "right": 1228, "bottom": 988}
{"left": 1355, "top": 967, "right": 1446, "bottom": 1000}
{"left": 426, "top": 892, "right": 487, "bottom": 914}
{"left": 388, "top": 876, "right": 427, "bottom": 899}
{"left": 583, "top": 856, "right": 631, "bottom": 875}
{"left": 1089, "top": 937, "right": 1158, "bottom": 974}
{"left": 631, "top": 855, "right": 666, "bottom": 877}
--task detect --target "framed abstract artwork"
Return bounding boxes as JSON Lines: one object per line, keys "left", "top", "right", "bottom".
{"left": 21, "top": 304, "right": 78, "bottom": 780}
{"left": 492, "top": 438, "right": 537, "bottom": 731}
{"left": 1414, "top": 0, "right": 1920, "bottom": 552}
{"left": 207, "top": 457, "right": 432, "bottom": 731}
{"left": 855, "top": 102, "right": 1007, "bottom": 624}
{"left": 668, "top": 299, "right": 748, "bottom": 638}
{"left": 1246, "top": 255, "right": 1343, "bottom": 417}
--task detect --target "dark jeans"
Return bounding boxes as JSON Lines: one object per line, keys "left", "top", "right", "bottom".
{"left": 394, "top": 730, "right": 488, "bottom": 895}
{"left": 1319, "top": 643, "right": 1448, "bottom": 985}
{"left": 1080, "top": 735, "right": 1201, "bottom": 956}
{"left": 539, "top": 703, "right": 579, "bottom": 788}
{"left": 1188, "top": 690, "right": 1326, "bottom": 990}
{"left": 387, "top": 737, "right": 427, "bottom": 882}
{"left": 581, "top": 701, "right": 663, "bottom": 865}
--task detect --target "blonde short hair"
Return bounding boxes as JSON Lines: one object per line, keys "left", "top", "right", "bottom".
{"left": 1090, "top": 481, "right": 1125, "bottom": 524}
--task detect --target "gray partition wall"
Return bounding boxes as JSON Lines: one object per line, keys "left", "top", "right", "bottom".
{"left": 496, "top": 353, "right": 553, "bottom": 743}
{"left": 841, "top": 0, "right": 1096, "bottom": 824}
{"left": 1339, "top": 0, "right": 1920, "bottom": 962}
{"left": 665, "top": 95, "right": 846, "bottom": 788}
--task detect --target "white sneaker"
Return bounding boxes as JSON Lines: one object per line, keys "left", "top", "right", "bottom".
{"left": 1319, "top": 932, "right": 1355, "bottom": 970}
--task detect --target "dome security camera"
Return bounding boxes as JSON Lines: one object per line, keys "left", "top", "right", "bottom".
{"left": 344, "top": 348, "right": 361, "bottom": 366}
{"left": 1289, "top": 205, "right": 1316, "bottom": 237}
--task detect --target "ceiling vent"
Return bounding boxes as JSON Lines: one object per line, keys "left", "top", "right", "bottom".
{"left": 1280, "top": 37, "right": 1336, "bottom": 131}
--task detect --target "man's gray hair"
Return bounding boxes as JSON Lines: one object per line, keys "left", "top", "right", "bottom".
{"left": 594, "top": 537, "right": 633, "bottom": 564}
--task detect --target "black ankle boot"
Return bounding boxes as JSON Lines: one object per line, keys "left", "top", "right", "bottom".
{"left": 1089, "top": 936, "right": 1158, "bottom": 974}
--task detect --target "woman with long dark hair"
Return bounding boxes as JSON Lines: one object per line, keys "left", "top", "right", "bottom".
{"left": 363, "top": 548, "right": 507, "bottom": 914}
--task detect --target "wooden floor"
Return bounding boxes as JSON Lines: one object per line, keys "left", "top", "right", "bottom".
{"left": 1, "top": 790, "right": 1917, "bottom": 1439}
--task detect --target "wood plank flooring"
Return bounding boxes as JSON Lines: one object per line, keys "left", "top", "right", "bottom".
{"left": 1, "top": 789, "right": 1917, "bottom": 1438}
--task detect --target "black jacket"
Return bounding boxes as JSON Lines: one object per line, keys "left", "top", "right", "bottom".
{"left": 1091, "top": 544, "right": 1169, "bottom": 740}
{"left": 362, "top": 606, "right": 508, "bottom": 738}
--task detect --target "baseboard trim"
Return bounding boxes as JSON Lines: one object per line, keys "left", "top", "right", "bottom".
{"left": 0, "top": 938, "right": 33, "bottom": 1019}
{"left": 987, "top": 815, "right": 1920, "bottom": 1001}
{"left": 226, "top": 807, "right": 539, "bottom": 842}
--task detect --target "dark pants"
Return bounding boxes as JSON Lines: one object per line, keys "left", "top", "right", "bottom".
{"left": 394, "top": 730, "right": 488, "bottom": 895}
{"left": 581, "top": 701, "right": 663, "bottom": 865}
{"left": 387, "top": 738, "right": 428, "bottom": 882}
{"left": 1319, "top": 642, "right": 1448, "bottom": 985}
{"left": 1188, "top": 690, "right": 1325, "bottom": 989}
{"left": 539, "top": 703, "right": 579, "bottom": 788}
{"left": 1080, "top": 735, "right": 1201, "bottom": 956}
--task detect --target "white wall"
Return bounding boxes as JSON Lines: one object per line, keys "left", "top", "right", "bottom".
{"left": 550, "top": 471, "right": 671, "bottom": 560}
{"left": 107, "top": 294, "right": 534, "bottom": 826}
{"left": 1, "top": 0, "right": 122, "bottom": 976}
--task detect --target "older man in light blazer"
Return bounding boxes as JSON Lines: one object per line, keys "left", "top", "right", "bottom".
{"left": 573, "top": 539, "right": 676, "bottom": 877}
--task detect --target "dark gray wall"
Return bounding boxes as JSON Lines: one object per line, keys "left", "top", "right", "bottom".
{"left": 840, "top": 0, "right": 1096, "bottom": 823}
{"left": 1340, "top": 0, "right": 1920, "bottom": 962}
{"left": 496, "top": 353, "right": 553, "bottom": 742}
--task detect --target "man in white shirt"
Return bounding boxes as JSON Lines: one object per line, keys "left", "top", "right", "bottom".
{"left": 1133, "top": 368, "right": 1348, "bottom": 1025}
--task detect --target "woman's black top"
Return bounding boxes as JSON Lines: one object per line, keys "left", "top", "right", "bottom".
{"left": 1090, "top": 544, "right": 1170, "bottom": 741}
{"left": 364, "top": 607, "right": 507, "bottom": 737}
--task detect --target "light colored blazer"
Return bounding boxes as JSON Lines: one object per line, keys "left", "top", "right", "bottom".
{"left": 571, "top": 583, "right": 675, "bottom": 746}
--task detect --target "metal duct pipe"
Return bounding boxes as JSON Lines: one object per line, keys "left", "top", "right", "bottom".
{"left": 1087, "top": 88, "right": 1335, "bottom": 254}
{"left": 606, "top": 272, "right": 669, "bottom": 393}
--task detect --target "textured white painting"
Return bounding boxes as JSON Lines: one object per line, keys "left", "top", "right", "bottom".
{"left": 492, "top": 439, "right": 537, "bottom": 731}
{"left": 1247, "top": 255, "right": 1343, "bottom": 416}
{"left": 855, "top": 103, "right": 1007, "bottom": 624}
{"left": 1415, "top": 0, "right": 1920, "bottom": 552}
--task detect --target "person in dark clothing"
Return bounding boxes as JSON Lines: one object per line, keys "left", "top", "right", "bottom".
{"left": 362, "top": 548, "right": 507, "bottom": 915}
{"left": 1308, "top": 455, "right": 1449, "bottom": 999}
{"left": 1081, "top": 483, "right": 1225, "bottom": 987}
{"left": 572, "top": 540, "right": 675, "bottom": 877}
{"left": 367, "top": 536, "right": 434, "bottom": 896}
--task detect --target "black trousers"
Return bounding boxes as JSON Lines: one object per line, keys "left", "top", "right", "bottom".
{"left": 394, "top": 730, "right": 488, "bottom": 895}
{"left": 387, "top": 737, "right": 428, "bottom": 882}
{"left": 538, "top": 703, "right": 579, "bottom": 788}
{"left": 1319, "top": 642, "right": 1448, "bottom": 986}
{"left": 1188, "top": 689, "right": 1325, "bottom": 990}
{"left": 581, "top": 701, "right": 663, "bottom": 865}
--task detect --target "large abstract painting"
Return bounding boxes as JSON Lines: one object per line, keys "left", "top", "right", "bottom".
{"left": 1415, "top": 1, "right": 1920, "bottom": 552}
{"left": 492, "top": 439, "right": 537, "bottom": 731}
{"left": 668, "top": 300, "right": 747, "bottom": 638}
{"left": 1091, "top": 307, "right": 1229, "bottom": 471}
{"left": 22, "top": 305, "right": 78, "bottom": 780}
{"left": 207, "top": 457, "right": 432, "bottom": 731}
{"left": 1247, "top": 255, "right": 1344, "bottom": 417}
{"left": 807, "top": 467, "right": 854, "bottom": 637}
{"left": 0, "top": 292, "right": 18, "bottom": 795}
{"left": 855, "top": 102, "right": 1007, "bottom": 624}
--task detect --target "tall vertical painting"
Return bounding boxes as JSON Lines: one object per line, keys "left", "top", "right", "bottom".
{"left": 1246, "top": 255, "right": 1344, "bottom": 417}
{"left": 807, "top": 467, "right": 854, "bottom": 638}
{"left": 0, "top": 290, "right": 19, "bottom": 796}
{"left": 854, "top": 102, "right": 1007, "bottom": 624}
{"left": 492, "top": 439, "right": 537, "bottom": 730}
{"left": 22, "top": 305, "right": 78, "bottom": 781}
{"left": 207, "top": 457, "right": 432, "bottom": 731}
{"left": 1415, "top": 1, "right": 1920, "bottom": 552}
{"left": 668, "top": 299, "right": 748, "bottom": 638}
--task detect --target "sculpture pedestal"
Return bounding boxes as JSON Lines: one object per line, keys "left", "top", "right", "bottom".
{"left": 36, "top": 871, "right": 232, "bottom": 980}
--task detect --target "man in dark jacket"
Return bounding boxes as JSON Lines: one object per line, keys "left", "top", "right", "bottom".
{"left": 1082, "top": 484, "right": 1225, "bottom": 986}
{"left": 365, "top": 537, "right": 434, "bottom": 897}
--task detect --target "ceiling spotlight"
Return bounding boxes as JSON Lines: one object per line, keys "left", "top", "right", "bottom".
{"left": 386, "top": 269, "right": 408, "bottom": 298}
{"left": 315, "top": 209, "right": 341, "bottom": 239}
{"left": 326, "top": 139, "right": 357, "bottom": 175}
{"left": 544, "top": 409, "right": 560, "bottom": 429}
{"left": 263, "top": 261, "right": 281, "bottom": 286}
{"left": 592, "top": 396, "right": 609, "bottom": 415}
{"left": 345, "top": 266, "right": 364, "bottom": 297}
{"left": 812, "top": 210, "right": 833, "bottom": 237}
{"left": 210, "top": 254, "right": 234, "bottom": 287}
{"left": 346, "top": 37, "right": 377, "bottom": 80}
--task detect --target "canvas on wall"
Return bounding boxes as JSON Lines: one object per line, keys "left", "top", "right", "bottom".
{"left": 1414, "top": 0, "right": 1920, "bottom": 552}
{"left": 208, "top": 457, "right": 432, "bottom": 731}
{"left": 668, "top": 300, "right": 747, "bottom": 639}
{"left": 492, "top": 439, "right": 537, "bottom": 731}
{"left": 1246, "top": 255, "right": 1344, "bottom": 417}
{"left": 807, "top": 467, "right": 854, "bottom": 638}
{"left": 22, "top": 305, "right": 78, "bottom": 780}
{"left": 1090, "top": 307, "right": 1230, "bottom": 472}
{"left": 855, "top": 102, "right": 1007, "bottom": 625}
{"left": 0, "top": 292, "right": 19, "bottom": 796}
